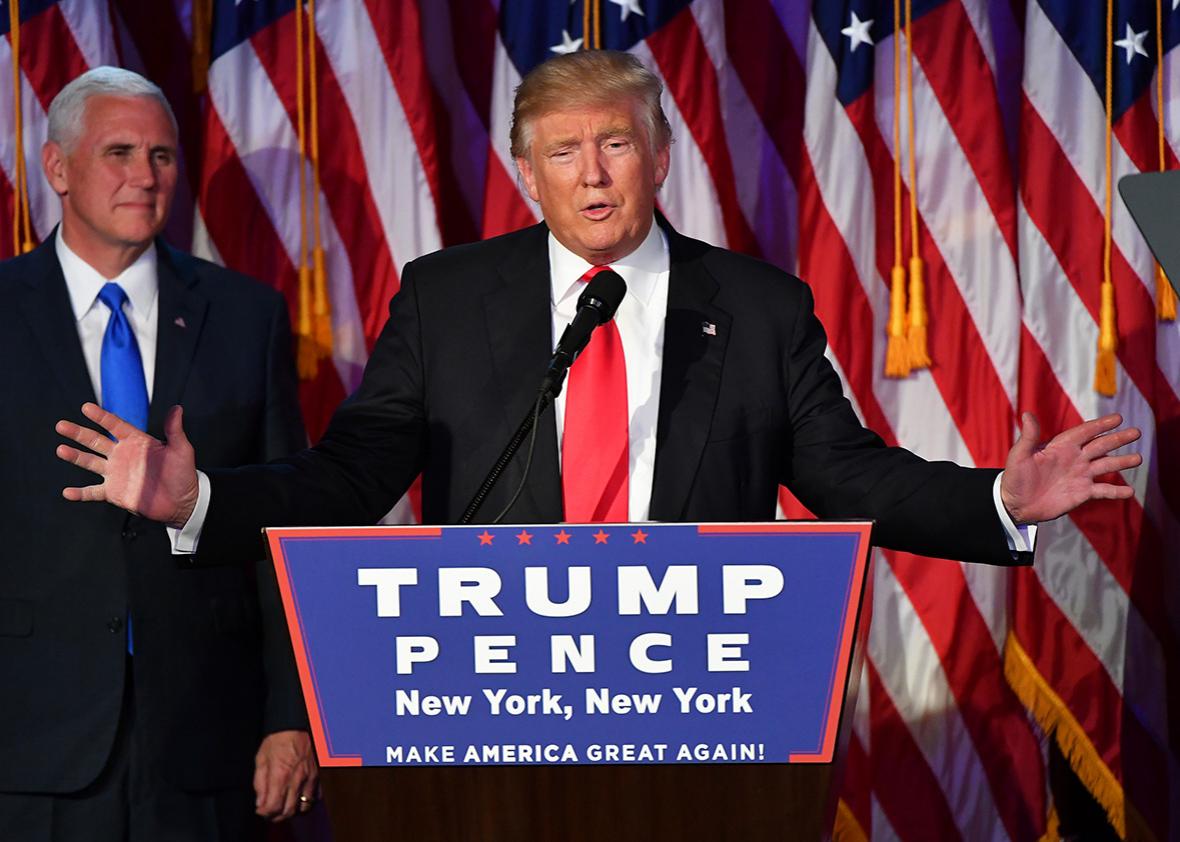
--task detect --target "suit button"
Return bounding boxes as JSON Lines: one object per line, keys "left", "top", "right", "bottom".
{"left": 122, "top": 528, "right": 137, "bottom": 540}
{"left": 107, "top": 617, "right": 124, "bottom": 633}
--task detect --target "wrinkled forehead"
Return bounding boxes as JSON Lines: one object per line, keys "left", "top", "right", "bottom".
{"left": 525, "top": 98, "right": 651, "bottom": 147}
{"left": 78, "top": 94, "right": 178, "bottom": 145}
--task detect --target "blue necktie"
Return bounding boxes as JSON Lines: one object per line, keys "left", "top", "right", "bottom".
{"left": 98, "top": 283, "right": 149, "bottom": 431}
{"left": 98, "top": 282, "right": 148, "bottom": 654}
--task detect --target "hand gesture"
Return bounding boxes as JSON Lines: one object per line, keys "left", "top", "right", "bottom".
{"left": 1000, "top": 412, "right": 1141, "bottom": 525}
{"left": 254, "top": 729, "right": 319, "bottom": 821}
{"left": 56, "top": 402, "right": 200, "bottom": 529}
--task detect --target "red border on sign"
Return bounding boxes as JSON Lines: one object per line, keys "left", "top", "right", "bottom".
{"left": 699, "top": 521, "right": 873, "bottom": 763}
{"left": 268, "top": 522, "right": 871, "bottom": 767}
{"left": 266, "top": 526, "right": 444, "bottom": 766}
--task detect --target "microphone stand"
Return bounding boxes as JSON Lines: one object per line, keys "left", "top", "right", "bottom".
{"left": 458, "top": 388, "right": 555, "bottom": 525}
{"left": 459, "top": 268, "right": 625, "bottom": 524}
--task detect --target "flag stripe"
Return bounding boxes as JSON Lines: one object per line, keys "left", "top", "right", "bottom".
{"left": 646, "top": 6, "right": 760, "bottom": 256}
{"left": 0, "top": 34, "right": 59, "bottom": 243}
{"left": 362, "top": 0, "right": 477, "bottom": 246}
{"left": 845, "top": 93, "right": 1012, "bottom": 467}
{"left": 866, "top": 650, "right": 964, "bottom": 840}
{"left": 416, "top": 1, "right": 492, "bottom": 238}
{"left": 249, "top": 15, "right": 402, "bottom": 352}
{"left": 17, "top": 3, "right": 89, "bottom": 110}
{"left": 481, "top": 38, "right": 538, "bottom": 238}
{"left": 722, "top": 0, "right": 803, "bottom": 269}
{"left": 910, "top": 1, "right": 1019, "bottom": 261}
{"left": 889, "top": 551, "right": 1042, "bottom": 841}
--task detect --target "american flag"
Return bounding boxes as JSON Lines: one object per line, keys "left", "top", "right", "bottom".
{"left": 3, "top": 0, "right": 1178, "bottom": 838}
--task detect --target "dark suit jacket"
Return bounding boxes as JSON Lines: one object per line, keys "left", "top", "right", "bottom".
{"left": 0, "top": 237, "right": 308, "bottom": 794}
{"left": 197, "top": 221, "right": 1026, "bottom": 569}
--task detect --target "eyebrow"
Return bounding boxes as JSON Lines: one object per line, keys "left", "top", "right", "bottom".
{"left": 99, "top": 141, "right": 177, "bottom": 155}
{"left": 540, "top": 126, "right": 637, "bottom": 155}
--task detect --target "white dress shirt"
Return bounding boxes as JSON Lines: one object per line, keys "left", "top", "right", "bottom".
{"left": 57, "top": 230, "right": 159, "bottom": 403}
{"left": 57, "top": 230, "right": 204, "bottom": 550}
{"left": 549, "top": 223, "right": 669, "bottom": 521}
{"left": 177, "top": 217, "right": 1034, "bottom": 554}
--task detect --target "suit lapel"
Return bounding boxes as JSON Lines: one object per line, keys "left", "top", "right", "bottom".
{"left": 149, "top": 244, "right": 208, "bottom": 438}
{"left": 15, "top": 238, "right": 97, "bottom": 406}
{"left": 649, "top": 229, "right": 731, "bottom": 521}
{"left": 480, "top": 225, "right": 563, "bottom": 521}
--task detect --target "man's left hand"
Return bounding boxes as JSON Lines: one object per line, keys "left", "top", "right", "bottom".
{"left": 1001, "top": 412, "right": 1142, "bottom": 525}
{"left": 254, "top": 729, "right": 319, "bottom": 821}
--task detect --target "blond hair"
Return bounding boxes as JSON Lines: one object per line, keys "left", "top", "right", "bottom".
{"left": 509, "top": 50, "right": 672, "bottom": 159}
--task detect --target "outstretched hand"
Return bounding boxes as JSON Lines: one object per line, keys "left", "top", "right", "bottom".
{"left": 1000, "top": 411, "right": 1141, "bottom": 525}
{"left": 56, "top": 402, "right": 200, "bottom": 529}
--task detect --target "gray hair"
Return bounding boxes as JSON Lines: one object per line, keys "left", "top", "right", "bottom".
{"left": 47, "top": 66, "right": 176, "bottom": 151}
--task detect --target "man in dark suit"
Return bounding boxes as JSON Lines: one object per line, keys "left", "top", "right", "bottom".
{"left": 56, "top": 52, "right": 1140, "bottom": 582}
{"left": 1, "top": 68, "right": 316, "bottom": 840}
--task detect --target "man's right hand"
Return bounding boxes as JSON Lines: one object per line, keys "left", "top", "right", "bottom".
{"left": 56, "top": 402, "right": 199, "bottom": 529}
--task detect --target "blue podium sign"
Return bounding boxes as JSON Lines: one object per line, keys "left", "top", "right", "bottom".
{"left": 267, "top": 522, "right": 871, "bottom": 768}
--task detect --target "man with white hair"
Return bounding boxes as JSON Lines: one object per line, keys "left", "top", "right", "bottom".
{"left": 0, "top": 67, "right": 316, "bottom": 840}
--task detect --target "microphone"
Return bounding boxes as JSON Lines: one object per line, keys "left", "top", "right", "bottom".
{"left": 460, "top": 269, "right": 626, "bottom": 524}
{"left": 539, "top": 269, "right": 627, "bottom": 399}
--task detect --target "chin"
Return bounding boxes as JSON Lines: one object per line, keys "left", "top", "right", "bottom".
{"left": 117, "top": 224, "right": 163, "bottom": 244}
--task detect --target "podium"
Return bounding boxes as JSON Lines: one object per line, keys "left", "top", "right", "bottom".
{"left": 267, "top": 522, "right": 872, "bottom": 840}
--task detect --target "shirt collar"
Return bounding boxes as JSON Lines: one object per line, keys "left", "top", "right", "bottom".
{"left": 549, "top": 219, "right": 669, "bottom": 311}
{"left": 57, "top": 228, "right": 159, "bottom": 322}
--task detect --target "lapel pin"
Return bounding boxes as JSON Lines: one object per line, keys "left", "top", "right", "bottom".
{"left": 174, "top": 316, "right": 187, "bottom": 329}
{"left": 701, "top": 321, "right": 717, "bottom": 337}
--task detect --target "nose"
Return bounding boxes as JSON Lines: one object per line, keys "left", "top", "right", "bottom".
{"left": 128, "top": 151, "right": 157, "bottom": 190}
{"left": 579, "top": 148, "right": 609, "bottom": 188}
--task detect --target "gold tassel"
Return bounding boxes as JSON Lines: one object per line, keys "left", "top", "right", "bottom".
{"left": 190, "top": 0, "right": 213, "bottom": 95}
{"left": 306, "top": 0, "right": 333, "bottom": 358}
{"left": 296, "top": 263, "right": 318, "bottom": 379}
{"left": 312, "top": 245, "right": 332, "bottom": 348}
{"left": 884, "top": 0, "right": 909, "bottom": 380}
{"left": 1158, "top": 266, "right": 1176, "bottom": 321}
{"left": 833, "top": 799, "right": 868, "bottom": 842}
{"left": 1042, "top": 806, "right": 1060, "bottom": 842}
{"left": 886, "top": 264, "right": 911, "bottom": 377}
{"left": 1153, "top": 3, "right": 1173, "bottom": 323}
{"left": 293, "top": 0, "right": 317, "bottom": 379}
{"left": 9, "top": 0, "right": 22, "bottom": 257}
{"left": 9, "top": 0, "right": 34, "bottom": 255}
{"left": 1094, "top": 280, "right": 1117, "bottom": 396}
{"left": 902, "top": 0, "right": 928, "bottom": 370}
{"left": 1004, "top": 634, "right": 1127, "bottom": 838}
{"left": 906, "top": 255, "right": 930, "bottom": 368}
{"left": 1095, "top": 0, "right": 1116, "bottom": 397}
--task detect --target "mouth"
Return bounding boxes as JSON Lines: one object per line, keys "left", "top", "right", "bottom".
{"left": 580, "top": 202, "right": 615, "bottom": 221}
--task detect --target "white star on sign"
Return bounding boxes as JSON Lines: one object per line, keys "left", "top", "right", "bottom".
{"left": 1114, "top": 22, "right": 1150, "bottom": 64}
{"left": 608, "top": 0, "right": 645, "bottom": 22}
{"left": 550, "top": 29, "right": 583, "bottom": 55}
{"left": 841, "top": 11, "right": 874, "bottom": 53}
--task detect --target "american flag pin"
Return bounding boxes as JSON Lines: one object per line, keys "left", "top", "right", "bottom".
{"left": 174, "top": 316, "right": 187, "bottom": 329}
{"left": 701, "top": 321, "right": 717, "bottom": 336}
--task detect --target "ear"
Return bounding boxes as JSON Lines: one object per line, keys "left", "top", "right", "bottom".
{"left": 653, "top": 143, "right": 670, "bottom": 189}
{"left": 515, "top": 154, "right": 541, "bottom": 203}
{"left": 42, "top": 141, "right": 69, "bottom": 196}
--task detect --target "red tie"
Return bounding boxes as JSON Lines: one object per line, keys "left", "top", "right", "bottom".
{"left": 561, "top": 267, "right": 629, "bottom": 523}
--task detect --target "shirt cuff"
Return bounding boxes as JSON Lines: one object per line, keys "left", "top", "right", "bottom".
{"left": 167, "top": 471, "right": 211, "bottom": 554}
{"left": 993, "top": 472, "right": 1038, "bottom": 554}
